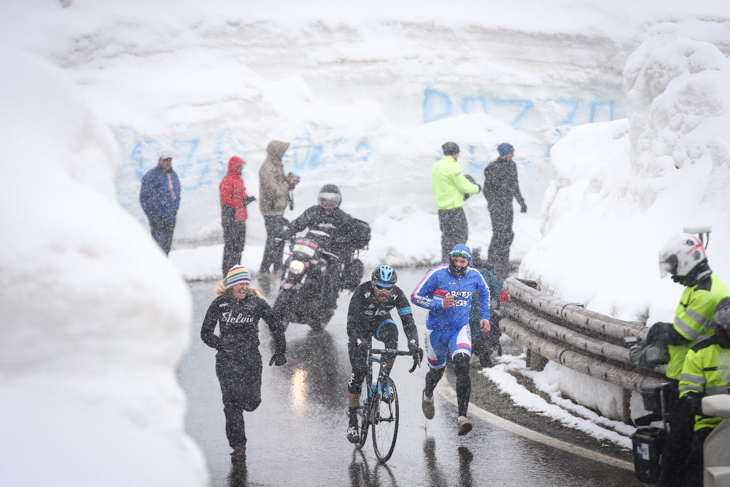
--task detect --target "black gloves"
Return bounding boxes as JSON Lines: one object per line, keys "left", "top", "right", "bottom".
{"left": 520, "top": 202, "right": 527, "bottom": 213}
{"left": 356, "top": 338, "right": 369, "bottom": 350}
{"left": 408, "top": 340, "right": 424, "bottom": 365}
{"left": 269, "top": 353, "right": 287, "bottom": 366}
{"left": 242, "top": 196, "right": 257, "bottom": 206}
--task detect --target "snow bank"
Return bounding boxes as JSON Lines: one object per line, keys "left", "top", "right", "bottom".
{"left": 0, "top": 49, "right": 206, "bottom": 486}
{"left": 521, "top": 23, "right": 730, "bottom": 414}
{"left": 524, "top": 23, "right": 730, "bottom": 321}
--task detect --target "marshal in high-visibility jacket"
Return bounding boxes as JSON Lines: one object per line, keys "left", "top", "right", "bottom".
{"left": 679, "top": 332, "right": 730, "bottom": 431}
{"left": 656, "top": 234, "right": 729, "bottom": 380}
{"left": 676, "top": 297, "right": 730, "bottom": 487}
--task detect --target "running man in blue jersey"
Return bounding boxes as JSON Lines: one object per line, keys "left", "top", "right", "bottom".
{"left": 411, "top": 243, "right": 490, "bottom": 436}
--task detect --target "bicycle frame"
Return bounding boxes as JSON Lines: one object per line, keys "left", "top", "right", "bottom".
{"left": 356, "top": 347, "right": 419, "bottom": 463}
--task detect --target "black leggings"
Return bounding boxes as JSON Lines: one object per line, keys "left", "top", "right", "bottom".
{"left": 216, "top": 353, "right": 262, "bottom": 451}
{"left": 424, "top": 353, "right": 471, "bottom": 417}
{"left": 347, "top": 319, "right": 398, "bottom": 394}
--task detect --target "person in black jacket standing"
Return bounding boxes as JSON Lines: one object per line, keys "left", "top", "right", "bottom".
{"left": 200, "top": 265, "right": 287, "bottom": 463}
{"left": 483, "top": 143, "right": 527, "bottom": 280}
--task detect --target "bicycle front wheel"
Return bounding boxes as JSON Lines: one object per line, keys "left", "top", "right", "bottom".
{"left": 356, "top": 396, "right": 371, "bottom": 449}
{"left": 372, "top": 376, "right": 399, "bottom": 462}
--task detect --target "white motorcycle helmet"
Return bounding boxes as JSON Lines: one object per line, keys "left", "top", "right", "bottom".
{"left": 658, "top": 233, "right": 707, "bottom": 279}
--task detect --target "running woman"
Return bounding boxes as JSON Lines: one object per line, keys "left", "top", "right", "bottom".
{"left": 200, "top": 265, "right": 287, "bottom": 463}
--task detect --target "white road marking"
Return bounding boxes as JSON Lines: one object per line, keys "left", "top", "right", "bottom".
{"left": 436, "top": 380, "right": 634, "bottom": 471}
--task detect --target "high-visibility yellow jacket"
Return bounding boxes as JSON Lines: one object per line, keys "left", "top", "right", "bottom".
{"left": 679, "top": 332, "right": 730, "bottom": 431}
{"left": 666, "top": 273, "right": 729, "bottom": 380}
{"left": 431, "top": 155, "right": 480, "bottom": 210}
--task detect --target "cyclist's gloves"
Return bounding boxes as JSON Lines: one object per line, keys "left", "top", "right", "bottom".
{"left": 356, "top": 338, "right": 369, "bottom": 350}
{"left": 408, "top": 340, "right": 424, "bottom": 366}
{"left": 269, "top": 353, "right": 287, "bottom": 366}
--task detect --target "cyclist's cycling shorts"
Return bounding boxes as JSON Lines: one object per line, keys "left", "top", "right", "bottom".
{"left": 424, "top": 324, "right": 471, "bottom": 369}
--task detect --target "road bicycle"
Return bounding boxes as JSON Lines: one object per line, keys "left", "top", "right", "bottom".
{"left": 356, "top": 347, "right": 421, "bottom": 463}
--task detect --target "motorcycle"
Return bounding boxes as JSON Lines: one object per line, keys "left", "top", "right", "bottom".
{"left": 273, "top": 221, "right": 370, "bottom": 332}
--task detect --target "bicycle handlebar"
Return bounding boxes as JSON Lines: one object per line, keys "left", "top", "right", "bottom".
{"left": 369, "top": 348, "right": 423, "bottom": 373}
{"left": 369, "top": 348, "right": 416, "bottom": 356}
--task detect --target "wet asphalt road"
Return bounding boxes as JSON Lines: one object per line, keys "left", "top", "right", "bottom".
{"left": 177, "top": 269, "right": 644, "bottom": 486}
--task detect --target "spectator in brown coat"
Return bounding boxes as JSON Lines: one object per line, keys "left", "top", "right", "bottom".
{"left": 258, "top": 140, "right": 300, "bottom": 291}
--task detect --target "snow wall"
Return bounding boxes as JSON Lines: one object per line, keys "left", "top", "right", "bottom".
{"left": 523, "top": 24, "right": 730, "bottom": 419}
{"left": 0, "top": 48, "right": 207, "bottom": 486}
{"left": 112, "top": 26, "right": 627, "bottom": 248}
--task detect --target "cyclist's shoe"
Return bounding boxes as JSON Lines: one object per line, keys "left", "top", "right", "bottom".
{"left": 230, "top": 447, "right": 246, "bottom": 463}
{"left": 422, "top": 389, "right": 435, "bottom": 420}
{"left": 347, "top": 425, "right": 360, "bottom": 444}
{"left": 457, "top": 416, "right": 473, "bottom": 436}
{"left": 381, "top": 383, "right": 393, "bottom": 404}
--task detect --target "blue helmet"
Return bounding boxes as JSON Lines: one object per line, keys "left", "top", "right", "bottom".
{"left": 371, "top": 265, "right": 397, "bottom": 288}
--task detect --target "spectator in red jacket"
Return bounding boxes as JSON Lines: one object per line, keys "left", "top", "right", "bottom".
{"left": 220, "top": 156, "right": 256, "bottom": 277}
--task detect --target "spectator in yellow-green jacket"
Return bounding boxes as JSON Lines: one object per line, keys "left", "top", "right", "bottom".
{"left": 431, "top": 142, "right": 480, "bottom": 263}
{"left": 677, "top": 297, "right": 730, "bottom": 487}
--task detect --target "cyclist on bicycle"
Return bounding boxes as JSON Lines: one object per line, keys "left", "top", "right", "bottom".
{"left": 411, "top": 243, "right": 490, "bottom": 436}
{"left": 346, "top": 265, "right": 422, "bottom": 444}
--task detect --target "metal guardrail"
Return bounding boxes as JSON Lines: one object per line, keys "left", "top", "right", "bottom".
{"left": 499, "top": 277, "right": 667, "bottom": 423}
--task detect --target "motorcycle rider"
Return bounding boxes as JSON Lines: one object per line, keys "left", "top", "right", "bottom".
{"left": 345, "top": 265, "right": 423, "bottom": 443}
{"left": 278, "top": 184, "right": 363, "bottom": 317}
{"left": 677, "top": 297, "right": 730, "bottom": 487}
{"left": 632, "top": 234, "right": 729, "bottom": 487}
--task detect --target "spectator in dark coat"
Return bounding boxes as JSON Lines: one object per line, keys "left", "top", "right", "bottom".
{"left": 483, "top": 143, "right": 527, "bottom": 279}
{"left": 139, "top": 151, "right": 181, "bottom": 255}
{"left": 220, "top": 156, "right": 255, "bottom": 277}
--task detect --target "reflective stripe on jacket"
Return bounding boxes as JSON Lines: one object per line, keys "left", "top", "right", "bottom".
{"left": 666, "top": 273, "right": 729, "bottom": 379}
{"left": 679, "top": 335, "right": 730, "bottom": 431}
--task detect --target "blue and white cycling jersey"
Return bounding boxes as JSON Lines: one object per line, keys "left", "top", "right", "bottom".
{"left": 411, "top": 264, "right": 490, "bottom": 331}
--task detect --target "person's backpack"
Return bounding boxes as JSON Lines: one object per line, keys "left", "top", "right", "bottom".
{"left": 341, "top": 258, "right": 365, "bottom": 292}
{"left": 348, "top": 219, "right": 371, "bottom": 250}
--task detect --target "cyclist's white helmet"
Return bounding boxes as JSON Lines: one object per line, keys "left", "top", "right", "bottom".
{"left": 658, "top": 233, "right": 707, "bottom": 278}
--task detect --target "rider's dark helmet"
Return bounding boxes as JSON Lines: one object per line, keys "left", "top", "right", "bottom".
{"left": 371, "top": 265, "right": 397, "bottom": 288}
{"left": 318, "top": 184, "right": 342, "bottom": 210}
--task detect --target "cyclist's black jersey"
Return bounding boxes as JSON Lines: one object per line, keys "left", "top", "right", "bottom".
{"left": 347, "top": 282, "right": 419, "bottom": 346}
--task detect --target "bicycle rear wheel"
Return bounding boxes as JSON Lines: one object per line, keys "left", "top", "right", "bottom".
{"left": 372, "top": 376, "right": 399, "bottom": 462}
